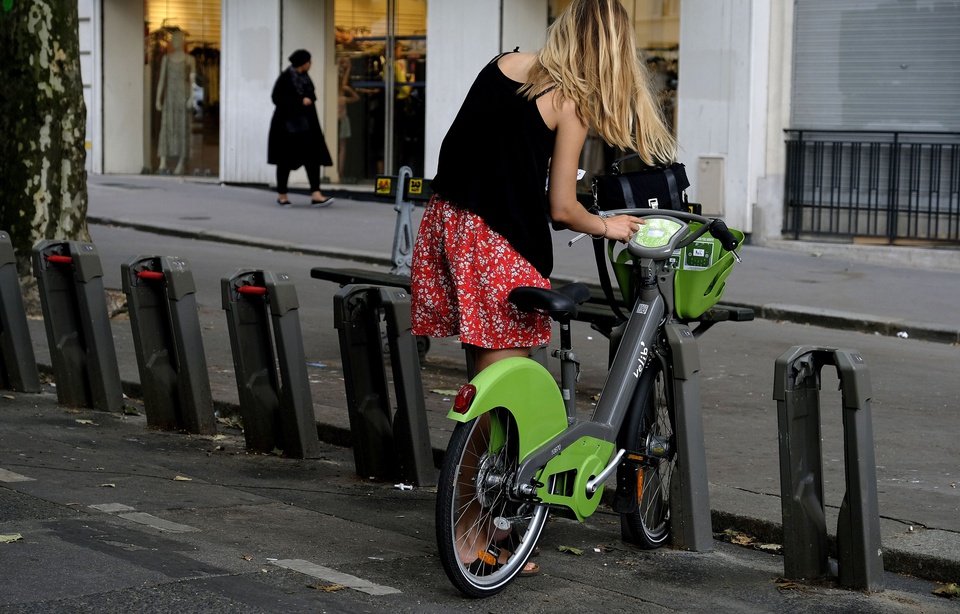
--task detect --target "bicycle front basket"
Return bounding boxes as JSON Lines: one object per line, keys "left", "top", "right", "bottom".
{"left": 670, "top": 222, "right": 744, "bottom": 319}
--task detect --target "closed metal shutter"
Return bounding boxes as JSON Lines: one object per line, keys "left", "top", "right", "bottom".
{"left": 791, "top": 0, "right": 960, "bottom": 131}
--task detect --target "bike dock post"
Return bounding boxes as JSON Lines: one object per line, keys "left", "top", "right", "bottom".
{"left": 333, "top": 284, "right": 435, "bottom": 486}
{"left": 31, "top": 240, "right": 123, "bottom": 412}
{"left": 0, "top": 231, "right": 40, "bottom": 392}
{"left": 659, "top": 323, "right": 713, "bottom": 551}
{"left": 773, "top": 345, "right": 884, "bottom": 590}
{"left": 221, "top": 269, "right": 321, "bottom": 458}
{"left": 121, "top": 255, "right": 217, "bottom": 435}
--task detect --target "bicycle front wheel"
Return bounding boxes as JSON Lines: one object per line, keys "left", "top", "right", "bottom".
{"left": 435, "top": 411, "right": 548, "bottom": 598}
{"left": 620, "top": 358, "right": 677, "bottom": 548}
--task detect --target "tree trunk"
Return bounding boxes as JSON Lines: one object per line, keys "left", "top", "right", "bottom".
{"left": 0, "top": 1, "right": 89, "bottom": 313}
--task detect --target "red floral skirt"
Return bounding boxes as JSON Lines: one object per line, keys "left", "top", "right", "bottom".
{"left": 411, "top": 195, "right": 551, "bottom": 349}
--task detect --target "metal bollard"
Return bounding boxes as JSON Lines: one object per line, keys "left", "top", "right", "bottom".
{"left": 31, "top": 240, "right": 123, "bottom": 412}
{"left": 121, "top": 256, "right": 216, "bottom": 434}
{"left": 333, "top": 284, "right": 434, "bottom": 486}
{"left": 221, "top": 269, "right": 320, "bottom": 459}
{"left": 0, "top": 231, "right": 40, "bottom": 392}
{"left": 773, "top": 345, "right": 884, "bottom": 590}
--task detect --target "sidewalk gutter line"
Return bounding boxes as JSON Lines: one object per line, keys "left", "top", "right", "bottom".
{"left": 89, "top": 217, "right": 960, "bottom": 346}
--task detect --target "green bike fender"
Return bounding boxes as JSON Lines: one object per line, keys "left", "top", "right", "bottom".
{"left": 445, "top": 357, "right": 568, "bottom": 460}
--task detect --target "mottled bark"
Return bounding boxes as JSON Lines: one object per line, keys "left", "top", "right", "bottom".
{"left": 0, "top": 1, "right": 89, "bottom": 312}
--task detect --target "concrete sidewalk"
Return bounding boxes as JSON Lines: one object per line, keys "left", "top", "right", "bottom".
{"left": 13, "top": 174, "right": 960, "bottom": 591}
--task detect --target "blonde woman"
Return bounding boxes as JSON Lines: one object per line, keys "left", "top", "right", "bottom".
{"left": 413, "top": 0, "right": 674, "bottom": 372}
{"left": 412, "top": 0, "right": 676, "bottom": 576}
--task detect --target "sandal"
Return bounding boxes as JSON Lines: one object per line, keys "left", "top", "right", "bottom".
{"left": 497, "top": 527, "right": 540, "bottom": 557}
{"left": 310, "top": 197, "right": 335, "bottom": 208}
{"left": 519, "top": 561, "right": 540, "bottom": 576}
{"left": 276, "top": 199, "right": 291, "bottom": 207}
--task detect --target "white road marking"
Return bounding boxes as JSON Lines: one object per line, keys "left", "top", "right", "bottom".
{"left": 0, "top": 468, "right": 34, "bottom": 482}
{"left": 117, "top": 512, "right": 198, "bottom": 533}
{"left": 89, "top": 503, "right": 136, "bottom": 513}
{"left": 271, "top": 558, "right": 401, "bottom": 595}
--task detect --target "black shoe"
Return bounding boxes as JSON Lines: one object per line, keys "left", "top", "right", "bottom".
{"left": 310, "top": 197, "right": 334, "bottom": 208}
{"left": 277, "top": 199, "right": 292, "bottom": 207}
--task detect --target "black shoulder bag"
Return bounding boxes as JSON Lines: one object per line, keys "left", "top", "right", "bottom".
{"left": 591, "top": 155, "right": 691, "bottom": 322}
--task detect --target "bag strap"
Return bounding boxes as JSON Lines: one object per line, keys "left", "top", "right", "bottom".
{"left": 664, "top": 166, "right": 681, "bottom": 209}
{"left": 592, "top": 237, "right": 629, "bottom": 323}
{"left": 617, "top": 175, "right": 637, "bottom": 209}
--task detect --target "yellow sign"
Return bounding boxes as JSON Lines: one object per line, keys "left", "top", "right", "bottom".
{"left": 407, "top": 178, "right": 423, "bottom": 195}
{"left": 375, "top": 177, "right": 393, "bottom": 196}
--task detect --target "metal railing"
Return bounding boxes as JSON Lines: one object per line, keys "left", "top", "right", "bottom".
{"left": 784, "top": 130, "right": 960, "bottom": 244}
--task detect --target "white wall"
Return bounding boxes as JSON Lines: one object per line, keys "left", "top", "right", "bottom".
{"left": 220, "top": 1, "right": 282, "bottom": 184}
{"left": 101, "top": 0, "right": 144, "bottom": 174}
{"left": 676, "top": 0, "right": 770, "bottom": 235}
{"left": 755, "top": 0, "right": 793, "bottom": 244}
{"left": 502, "top": 2, "right": 548, "bottom": 54}
{"left": 78, "top": 0, "right": 98, "bottom": 173}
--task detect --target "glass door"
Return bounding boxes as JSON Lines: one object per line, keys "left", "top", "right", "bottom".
{"left": 335, "top": 0, "right": 427, "bottom": 183}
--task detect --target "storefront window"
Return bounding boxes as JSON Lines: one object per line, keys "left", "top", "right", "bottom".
{"left": 145, "top": 0, "right": 221, "bottom": 177}
{"left": 335, "top": 0, "right": 427, "bottom": 183}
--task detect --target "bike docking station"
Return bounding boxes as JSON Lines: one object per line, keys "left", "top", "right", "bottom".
{"left": 0, "top": 231, "right": 40, "bottom": 392}
{"left": 221, "top": 269, "right": 321, "bottom": 459}
{"left": 32, "top": 240, "right": 123, "bottom": 412}
{"left": 773, "top": 345, "right": 884, "bottom": 591}
{"left": 121, "top": 256, "right": 217, "bottom": 435}
{"left": 333, "top": 283, "right": 435, "bottom": 487}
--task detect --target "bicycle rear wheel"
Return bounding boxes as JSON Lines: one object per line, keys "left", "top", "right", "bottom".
{"left": 435, "top": 411, "right": 548, "bottom": 598}
{"left": 620, "top": 358, "right": 677, "bottom": 548}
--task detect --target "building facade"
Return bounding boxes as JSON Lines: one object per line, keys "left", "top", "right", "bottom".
{"left": 78, "top": 1, "right": 960, "bottom": 246}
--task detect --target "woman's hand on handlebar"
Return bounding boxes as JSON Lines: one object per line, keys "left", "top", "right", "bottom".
{"left": 603, "top": 214, "right": 645, "bottom": 243}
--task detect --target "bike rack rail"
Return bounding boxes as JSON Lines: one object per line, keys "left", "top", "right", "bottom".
{"left": 773, "top": 345, "right": 884, "bottom": 590}
{"left": 31, "top": 240, "right": 123, "bottom": 412}
{"left": 333, "top": 284, "right": 434, "bottom": 486}
{"left": 121, "top": 255, "right": 216, "bottom": 434}
{"left": 221, "top": 268, "right": 321, "bottom": 458}
{"left": 0, "top": 231, "right": 40, "bottom": 392}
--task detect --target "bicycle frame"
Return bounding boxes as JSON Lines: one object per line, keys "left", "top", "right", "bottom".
{"left": 446, "top": 210, "right": 734, "bottom": 522}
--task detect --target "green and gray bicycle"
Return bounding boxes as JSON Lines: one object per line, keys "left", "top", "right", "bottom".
{"left": 435, "top": 208, "right": 745, "bottom": 597}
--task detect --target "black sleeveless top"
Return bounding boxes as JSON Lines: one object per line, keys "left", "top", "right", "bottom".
{"left": 430, "top": 53, "right": 557, "bottom": 278}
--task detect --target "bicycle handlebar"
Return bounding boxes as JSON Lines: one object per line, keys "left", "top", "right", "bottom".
{"left": 570, "top": 208, "right": 742, "bottom": 258}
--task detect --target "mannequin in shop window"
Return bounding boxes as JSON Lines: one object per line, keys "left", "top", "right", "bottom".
{"left": 155, "top": 30, "right": 196, "bottom": 175}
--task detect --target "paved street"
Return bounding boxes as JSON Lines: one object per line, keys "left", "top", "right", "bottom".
{"left": 1, "top": 174, "right": 958, "bottom": 611}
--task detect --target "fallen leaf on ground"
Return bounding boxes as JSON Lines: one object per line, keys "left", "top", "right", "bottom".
{"left": 774, "top": 577, "right": 803, "bottom": 590}
{"left": 75, "top": 419, "right": 96, "bottom": 425}
{"left": 558, "top": 545, "right": 583, "bottom": 555}
{"left": 173, "top": 475, "right": 192, "bottom": 481}
{"left": 933, "top": 583, "right": 959, "bottom": 598}
{"left": 99, "top": 483, "right": 116, "bottom": 488}
{"left": 241, "top": 555, "right": 253, "bottom": 561}
{"left": 310, "top": 583, "right": 346, "bottom": 592}
{"left": 0, "top": 534, "right": 23, "bottom": 543}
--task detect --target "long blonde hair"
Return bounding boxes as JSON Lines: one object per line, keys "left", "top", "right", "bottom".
{"left": 522, "top": 0, "right": 676, "bottom": 165}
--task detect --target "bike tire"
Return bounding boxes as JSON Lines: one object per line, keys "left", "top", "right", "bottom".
{"left": 620, "top": 358, "right": 677, "bottom": 548}
{"left": 435, "top": 411, "right": 548, "bottom": 598}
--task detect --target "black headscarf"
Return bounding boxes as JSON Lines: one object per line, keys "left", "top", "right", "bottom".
{"left": 289, "top": 49, "right": 311, "bottom": 68}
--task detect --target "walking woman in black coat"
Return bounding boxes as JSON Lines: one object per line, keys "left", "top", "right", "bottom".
{"left": 268, "top": 49, "right": 335, "bottom": 207}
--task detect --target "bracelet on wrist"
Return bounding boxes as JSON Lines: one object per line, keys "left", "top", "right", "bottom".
{"left": 591, "top": 216, "right": 608, "bottom": 240}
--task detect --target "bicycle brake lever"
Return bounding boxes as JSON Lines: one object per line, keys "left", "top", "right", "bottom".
{"left": 568, "top": 232, "right": 589, "bottom": 246}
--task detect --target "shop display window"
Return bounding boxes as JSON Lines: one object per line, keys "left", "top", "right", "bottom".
{"left": 145, "top": 0, "right": 221, "bottom": 177}
{"left": 335, "top": 0, "right": 427, "bottom": 183}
